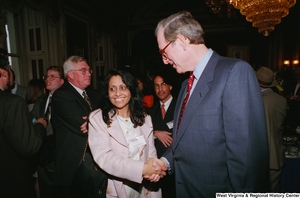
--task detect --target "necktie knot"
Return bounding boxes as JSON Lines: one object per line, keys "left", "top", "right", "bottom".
{"left": 187, "top": 72, "right": 195, "bottom": 92}
{"left": 82, "top": 91, "right": 92, "bottom": 110}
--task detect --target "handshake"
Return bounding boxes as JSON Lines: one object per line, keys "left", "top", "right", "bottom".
{"left": 142, "top": 158, "right": 168, "bottom": 182}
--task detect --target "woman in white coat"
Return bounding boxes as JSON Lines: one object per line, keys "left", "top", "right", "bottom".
{"left": 88, "top": 69, "right": 162, "bottom": 198}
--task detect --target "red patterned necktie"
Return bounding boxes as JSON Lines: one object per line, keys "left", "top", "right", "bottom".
{"left": 177, "top": 72, "right": 194, "bottom": 129}
{"left": 161, "top": 103, "right": 166, "bottom": 119}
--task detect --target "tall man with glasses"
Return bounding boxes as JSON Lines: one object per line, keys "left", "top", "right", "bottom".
{"left": 153, "top": 11, "right": 269, "bottom": 197}
{"left": 30, "top": 66, "right": 65, "bottom": 198}
{"left": 150, "top": 72, "right": 176, "bottom": 198}
{"left": 51, "top": 56, "right": 99, "bottom": 197}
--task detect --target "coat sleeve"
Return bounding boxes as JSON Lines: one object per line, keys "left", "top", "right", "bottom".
{"left": 223, "top": 61, "right": 269, "bottom": 192}
{"left": 3, "top": 96, "right": 46, "bottom": 158}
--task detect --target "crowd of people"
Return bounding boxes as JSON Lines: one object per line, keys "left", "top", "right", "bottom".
{"left": 0, "top": 10, "right": 299, "bottom": 198}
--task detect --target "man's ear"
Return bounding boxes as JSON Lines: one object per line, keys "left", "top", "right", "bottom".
{"left": 0, "top": 69, "right": 4, "bottom": 78}
{"left": 176, "top": 34, "right": 189, "bottom": 50}
{"left": 0, "top": 69, "right": 8, "bottom": 78}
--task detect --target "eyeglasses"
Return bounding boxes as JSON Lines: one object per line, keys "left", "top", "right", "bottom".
{"left": 159, "top": 41, "right": 173, "bottom": 59}
{"left": 43, "top": 75, "right": 61, "bottom": 81}
{"left": 154, "top": 82, "right": 168, "bottom": 89}
{"left": 71, "top": 69, "right": 93, "bottom": 75}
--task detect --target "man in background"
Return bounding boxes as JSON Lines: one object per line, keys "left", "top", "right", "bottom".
{"left": 31, "top": 66, "right": 64, "bottom": 198}
{"left": 51, "top": 56, "right": 99, "bottom": 197}
{"left": 256, "top": 66, "right": 287, "bottom": 192}
{"left": 0, "top": 52, "right": 47, "bottom": 197}
{"left": 10, "top": 68, "right": 28, "bottom": 100}
{"left": 150, "top": 72, "right": 176, "bottom": 198}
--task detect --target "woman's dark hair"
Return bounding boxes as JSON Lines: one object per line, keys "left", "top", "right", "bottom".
{"left": 27, "top": 79, "right": 45, "bottom": 104}
{"left": 100, "top": 69, "right": 147, "bottom": 127}
{"left": 134, "top": 73, "right": 154, "bottom": 96}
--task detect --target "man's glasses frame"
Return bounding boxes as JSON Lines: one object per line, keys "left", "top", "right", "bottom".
{"left": 154, "top": 82, "right": 168, "bottom": 89}
{"left": 71, "top": 69, "right": 93, "bottom": 75}
{"left": 43, "top": 75, "right": 61, "bottom": 81}
{"left": 159, "top": 41, "right": 173, "bottom": 59}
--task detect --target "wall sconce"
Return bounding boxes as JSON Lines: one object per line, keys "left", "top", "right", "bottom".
{"left": 292, "top": 60, "right": 299, "bottom": 66}
{"left": 284, "top": 60, "right": 290, "bottom": 66}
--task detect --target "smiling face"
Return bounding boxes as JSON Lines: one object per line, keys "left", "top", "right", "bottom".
{"left": 157, "top": 28, "right": 193, "bottom": 74}
{"left": 157, "top": 28, "right": 184, "bottom": 74}
{"left": 108, "top": 75, "right": 131, "bottom": 116}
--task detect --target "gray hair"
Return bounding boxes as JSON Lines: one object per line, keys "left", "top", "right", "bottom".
{"left": 155, "top": 11, "right": 205, "bottom": 45}
{"left": 63, "top": 56, "right": 86, "bottom": 78}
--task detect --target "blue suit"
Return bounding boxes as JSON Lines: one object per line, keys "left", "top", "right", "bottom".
{"left": 163, "top": 52, "right": 269, "bottom": 197}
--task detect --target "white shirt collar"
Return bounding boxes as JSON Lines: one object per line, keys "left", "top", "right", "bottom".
{"left": 190, "top": 48, "right": 213, "bottom": 94}
{"left": 69, "top": 81, "right": 85, "bottom": 97}
{"left": 160, "top": 95, "right": 173, "bottom": 111}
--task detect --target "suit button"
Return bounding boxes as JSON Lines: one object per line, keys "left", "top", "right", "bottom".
{"left": 98, "top": 189, "right": 102, "bottom": 194}
{"left": 175, "top": 158, "right": 178, "bottom": 161}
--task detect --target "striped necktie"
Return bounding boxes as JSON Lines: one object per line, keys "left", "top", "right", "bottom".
{"left": 82, "top": 91, "right": 92, "bottom": 110}
{"left": 161, "top": 103, "right": 166, "bottom": 119}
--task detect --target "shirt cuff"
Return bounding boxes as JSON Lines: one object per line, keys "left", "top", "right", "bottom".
{"left": 161, "top": 157, "right": 171, "bottom": 172}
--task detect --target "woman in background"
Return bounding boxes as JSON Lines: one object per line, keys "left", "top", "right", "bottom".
{"left": 88, "top": 69, "right": 162, "bottom": 198}
{"left": 27, "top": 79, "right": 46, "bottom": 111}
{"left": 135, "top": 74, "right": 154, "bottom": 109}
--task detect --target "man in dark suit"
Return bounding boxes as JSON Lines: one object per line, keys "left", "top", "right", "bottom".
{"left": 31, "top": 66, "right": 64, "bottom": 198}
{"left": 256, "top": 67, "right": 287, "bottom": 192}
{"left": 0, "top": 53, "right": 47, "bottom": 197}
{"left": 51, "top": 56, "right": 99, "bottom": 197}
{"left": 150, "top": 72, "right": 176, "bottom": 198}
{"left": 153, "top": 11, "right": 269, "bottom": 197}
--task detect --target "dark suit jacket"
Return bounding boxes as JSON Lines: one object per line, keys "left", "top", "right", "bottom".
{"left": 163, "top": 52, "right": 269, "bottom": 197}
{"left": 150, "top": 98, "right": 176, "bottom": 158}
{"left": 150, "top": 98, "right": 177, "bottom": 198}
{"left": 31, "top": 94, "right": 56, "bottom": 168}
{"left": 0, "top": 90, "right": 46, "bottom": 197}
{"left": 51, "top": 82, "right": 99, "bottom": 186}
{"left": 31, "top": 94, "right": 53, "bottom": 135}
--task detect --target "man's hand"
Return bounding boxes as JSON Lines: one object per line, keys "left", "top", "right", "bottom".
{"left": 143, "top": 158, "right": 168, "bottom": 182}
{"left": 80, "top": 116, "right": 88, "bottom": 133}
{"left": 154, "top": 130, "right": 173, "bottom": 147}
{"left": 35, "top": 118, "right": 47, "bottom": 128}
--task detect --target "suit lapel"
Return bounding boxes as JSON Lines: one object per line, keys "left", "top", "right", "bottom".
{"left": 65, "top": 82, "right": 91, "bottom": 113}
{"left": 173, "top": 52, "right": 219, "bottom": 149}
{"left": 106, "top": 114, "right": 130, "bottom": 147}
{"left": 39, "top": 94, "right": 48, "bottom": 117}
{"left": 107, "top": 114, "right": 152, "bottom": 154}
